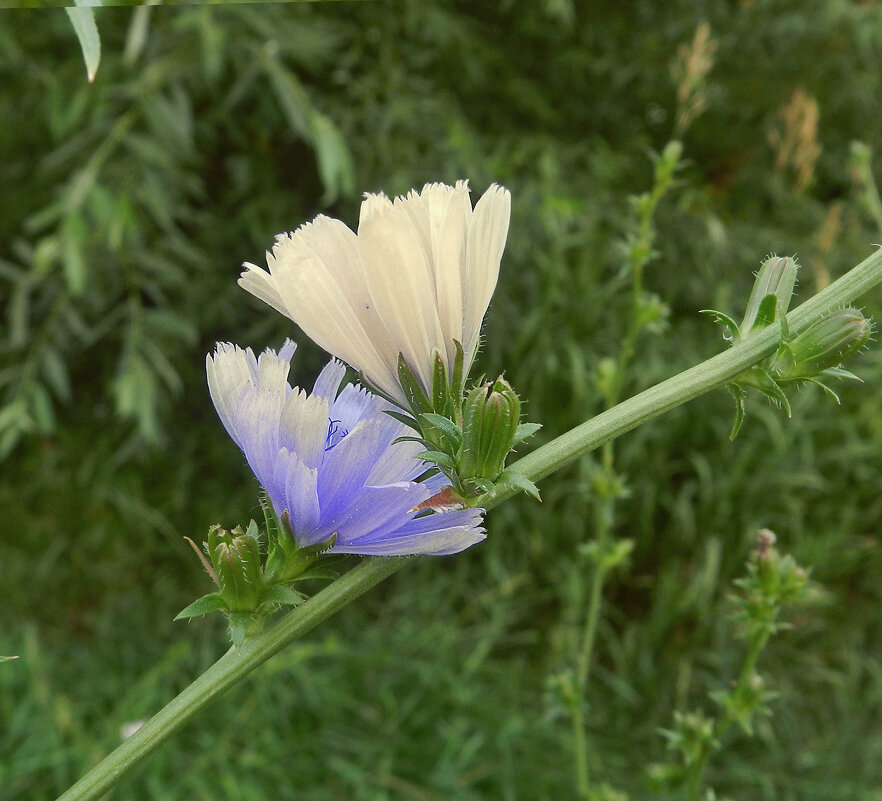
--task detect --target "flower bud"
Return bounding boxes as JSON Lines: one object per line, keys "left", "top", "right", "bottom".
{"left": 207, "top": 524, "right": 263, "bottom": 612}
{"left": 778, "top": 308, "right": 871, "bottom": 379}
{"left": 740, "top": 256, "right": 799, "bottom": 334}
{"left": 459, "top": 376, "right": 521, "bottom": 482}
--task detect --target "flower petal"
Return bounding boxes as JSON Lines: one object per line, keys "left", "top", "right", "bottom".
{"left": 240, "top": 218, "right": 401, "bottom": 400}
{"left": 206, "top": 343, "right": 257, "bottom": 449}
{"left": 279, "top": 388, "right": 329, "bottom": 471}
{"left": 322, "top": 482, "right": 431, "bottom": 545}
{"left": 316, "top": 419, "right": 385, "bottom": 514}
{"left": 463, "top": 184, "right": 511, "bottom": 367}
{"left": 358, "top": 202, "right": 446, "bottom": 393}
{"left": 412, "top": 181, "right": 472, "bottom": 369}
{"left": 340, "top": 507, "right": 486, "bottom": 556}
{"left": 274, "top": 450, "right": 321, "bottom": 539}
{"left": 312, "top": 358, "right": 347, "bottom": 402}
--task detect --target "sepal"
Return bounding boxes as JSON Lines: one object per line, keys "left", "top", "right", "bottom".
{"left": 497, "top": 469, "right": 541, "bottom": 501}
{"left": 740, "top": 255, "right": 798, "bottom": 334}
{"left": 707, "top": 257, "right": 873, "bottom": 436}
{"left": 174, "top": 593, "right": 227, "bottom": 620}
{"left": 178, "top": 505, "right": 339, "bottom": 646}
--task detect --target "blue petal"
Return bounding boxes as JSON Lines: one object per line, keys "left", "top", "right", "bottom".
{"left": 316, "top": 420, "right": 385, "bottom": 515}
{"left": 312, "top": 359, "right": 346, "bottom": 401}
{"left": 330, "top": 383, "right": 384, "bottom": 432}
{"left": 279, "top": 388, "right": 329, "bottom": 471}
{"left": 236, "top": 384, "right": 286, "bottom": 489}
{"left": 338, "top": 509, "right": 486, "bottom": 556}
{"left": 276, "top": 449, "right": 321, "bottom": 539}
{"left": 325, "top": 483, "right": 431, "bottom": 544}
{"left": 365, "top": 436, "right": 426, "bottom": 485}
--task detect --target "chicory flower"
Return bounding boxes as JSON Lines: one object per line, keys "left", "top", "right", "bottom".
{"left": 206, "top": 340, "right": 485, "bottom": 556}
{"left": 238, "top": 181, "right": 511, "bottom": 404}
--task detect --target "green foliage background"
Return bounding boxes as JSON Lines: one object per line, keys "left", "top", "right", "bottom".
{"left": 2, "top": 1, "right": 882, "bottom": 798}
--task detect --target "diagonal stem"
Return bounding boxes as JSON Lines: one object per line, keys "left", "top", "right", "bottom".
{"left": 56, "top": 246, "right": 882, "bottom": 801}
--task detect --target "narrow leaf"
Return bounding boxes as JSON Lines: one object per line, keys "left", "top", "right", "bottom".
{"left": 806, "top": 379, "right": 842, "bottom": 404}
{"left": 727, "top": 384, "right": 747, "bottom": 440}
{"left": 65, "top": 5, "right": 101, "bottom": 83}
{"left": 417, "top": 450, "right": 457, "bottom": 470}
{"left": 261, "top": 585, "right": 305, "bottom": 607}
{"left": 174, "top": 593, "right": 227, "bottom": 620}
{"left": 384, "top": 409, "right": 422, "bottom": 433}
{"left": 420, "top": 412, "right": 463, "bottom": 450}
{"left": 498, "top": 470, "right": 541, "bottom": 501}
{"left": 699, "top": 309, "right": 741, "bottom": 343}
{"left": 752, "top": 294, "right": 778, "bottom": 330}
{"left": 512, "top": 422, "right": 542, "bottom": 447}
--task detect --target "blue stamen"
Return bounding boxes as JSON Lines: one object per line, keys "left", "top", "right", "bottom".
{"left": 325, "top": 418, "right": 349, "bottom": 451}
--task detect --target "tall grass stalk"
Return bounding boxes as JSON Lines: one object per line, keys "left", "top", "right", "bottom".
{"left": 571, "top": 141, "right": 681, "bottom": 796}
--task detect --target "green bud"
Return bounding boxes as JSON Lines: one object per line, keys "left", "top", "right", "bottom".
{"left": 208, "top": 524, "right": 263, "bottom": 612}
{"left": 459, "top": 376, "right": 521, "bottom": 482}
{"left": 777, "top": 308, "right": 871, "bottom": 379}
{"left": 741, "top": 256, "right": 799, "bottom": 334}
{"left": 754, "top": 528, "right": 781, "bottom": 597}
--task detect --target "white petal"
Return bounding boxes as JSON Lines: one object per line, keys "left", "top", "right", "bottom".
{"left": 358, "top": 204, "right": 446, "bottom": 393}
{"left": 279, "top": 388, "right": 329, "bottom": 471}
{"left": 239, "top": 259, "right": 288, "bottom": 318}
{"left": 264, "top": 219, "right": 402, "bottom": 401}
{"left": 312, "top": 359, "right": 347, "bottom": 401}
{"left": 206, "top": 343, "right": 258, "bottom": 448}
{"left": 358, "top": 190, "right": 393, "bottom": 227}
{"left": 413, "top": 182, "right": 471, "bottom": 369}
{"left": 463, "top": 184, "right": 511, "bottom": 369}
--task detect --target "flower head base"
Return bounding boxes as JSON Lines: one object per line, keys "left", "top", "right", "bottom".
{"left": 703, "top": 255, "right": 874, "bottom": 438}
{"left": 206, "top": 340, "right": 485, "bottom": 556}
{"left": 238, "top": 181, "right": 511, "bottom": 406}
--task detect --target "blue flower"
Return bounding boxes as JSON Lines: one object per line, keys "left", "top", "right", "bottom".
{"left": 206, "top": 340, "right": 486, "bottom": 556}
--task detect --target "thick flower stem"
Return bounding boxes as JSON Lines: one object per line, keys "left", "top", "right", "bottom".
{"left": 55, "top": 246, "right": 882, "bottom": 801}
{"left": 55, "top": 556, "right": 409, "bottom": 801}
{"left": 477, "top": 245, "right": 882, "bottom": 511}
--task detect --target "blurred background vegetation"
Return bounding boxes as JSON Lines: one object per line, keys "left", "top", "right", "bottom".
{"left": 2, "top": 1, "right": 882, "bottom": 798}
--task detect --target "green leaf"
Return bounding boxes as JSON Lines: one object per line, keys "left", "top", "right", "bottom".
{"left": 228, "top": 612, "right": 252, "bottom": 648}
{"left": 821, "top": 366, "right": 863, "bottom": 382}
{"left": 65, "top": 4, "right": 102, "bottom": 83}
{"left": 391, "top": 435, "right": 426, "bottom": 446}
{"left": 512, "top": 422, "right": 542, "bottom": 447}
{"left": 752, "top": 293, "right": 778, "bottom": 330}
{"left": 174, "top": 593, "right": 227, "bottom": 620}
{"left": 699, "top": 309, "right": 741, "bottom": 342}
{"left": 451, "top": 339, "right": 465, "bottom": 397}
{"left": 417, "top": 450, "right": 457, "bottom": 470}
{"left": 261, "top": 585, "right": 305, "bottom": 607}
{"left": 745, "top": 367, "right": 792, "bottom": 417}
{"left": 419, "top": 412, "right": 463, "bottom": 450}
{"left": 728, "top": 383, "right": 747, "bottom": 440}
{"left": 805, "top": 379, "right": 842, "bottom": 404}
{"left": 497, "top": 470, "right": 541, "bottom": 501}
{"left": 384, "top": 410, "right": 422, "bottom": 433}
{"left": 398, "top": 354, "right": 432, "bottom": 414}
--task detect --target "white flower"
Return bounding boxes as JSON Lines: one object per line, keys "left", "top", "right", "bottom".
{"left": 239, "top": 181, "right": 511, "bottom": 404}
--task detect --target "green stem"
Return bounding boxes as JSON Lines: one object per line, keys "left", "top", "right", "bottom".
{"left": 477, "top": 245, "right": 882, "bottom": 511}
{"left": 55, "top": 556, "right": 409, "bottom": 801}
{"left": 56, "top": 246, "right": 882, "bottom": 801}
{"left": 684, "top": 628, "right": 770, "bottom": 801}
{"left": 572, "top": 562, "right": 610, "bottom": 797}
